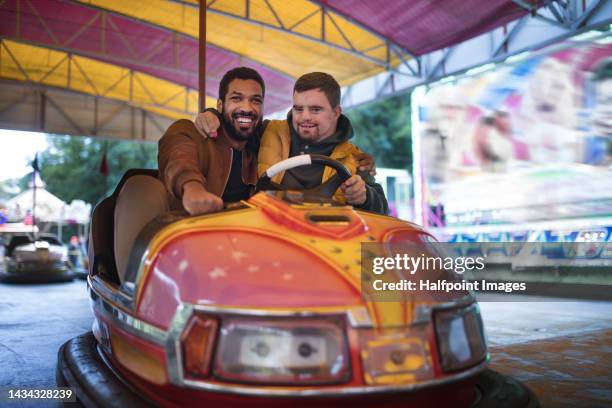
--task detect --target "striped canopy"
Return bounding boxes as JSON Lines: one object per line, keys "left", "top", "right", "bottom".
{"left": 0, "top": 0, "right": 535, "bottom": 133}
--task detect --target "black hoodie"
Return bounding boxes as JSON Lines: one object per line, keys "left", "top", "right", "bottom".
{"left": 283, "top": 112, "right": 389, "bottom": 215}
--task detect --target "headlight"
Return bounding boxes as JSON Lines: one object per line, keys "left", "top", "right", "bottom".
{"left": 359, "top": 326, "right": 433, "bottom": 385}
{"left": 214, "top": 317, "right": 350, "bottom": 384}
{"left": 434, "top": 303, "right": 487, "bottom": 372}
{"left": 181, "top": 315, "right": 218, "bottom": 379}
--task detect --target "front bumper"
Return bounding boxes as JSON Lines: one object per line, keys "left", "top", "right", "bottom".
{"left": 57, "top": 332, "right": 151, "bottom": 407}
{"left": 57, "top": 332, "right": 539, "bottom": 408}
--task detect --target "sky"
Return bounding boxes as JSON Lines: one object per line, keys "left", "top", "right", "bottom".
{"left": 0, "top": 130, "right": 49, "bottom": 182}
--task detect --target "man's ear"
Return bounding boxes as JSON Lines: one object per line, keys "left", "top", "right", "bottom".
{"left": 334, "top": 105, "right": 342, "bottom": 119}
{"left": 217, "top": 99, "right": 223, "bottom": 112}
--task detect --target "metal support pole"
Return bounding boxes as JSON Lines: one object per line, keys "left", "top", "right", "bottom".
{"left": 39, "top": 91, "right": 46, "bottom": 130}
{"left": 94, "top": 97, "right": 98, "bottom": 135}
{"left": 101, "top": 12, "right": 106, "bottom": 53}
{"left": 130, "top": 106, "right": 135, "bottom": 139}
{"left": 16, "top": 0, "right": 20, "bottom": 38}
{"left": 199, "top": 0, "right": 207, "bottom": 112}
{"left": 32, "top": 169, "right": 37, "bottom": 238}
{"left": 141, "top": 108, "right": 146, "bottom": 140}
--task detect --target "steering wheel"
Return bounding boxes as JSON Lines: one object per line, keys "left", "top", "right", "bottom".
{"left": 255, "top": 154, "right": 352, "bottom": 198}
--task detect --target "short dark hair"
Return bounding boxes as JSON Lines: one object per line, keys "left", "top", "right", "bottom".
{"left": 218, "top": 67, "right": 265, "bottom": 101}
{"left": 293, "top": 72, "right": 341, "bottom": 108}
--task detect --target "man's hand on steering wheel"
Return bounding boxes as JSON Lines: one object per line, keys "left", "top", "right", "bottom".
{"left": 341, "top": 175, "right": 367, "bottom": 205}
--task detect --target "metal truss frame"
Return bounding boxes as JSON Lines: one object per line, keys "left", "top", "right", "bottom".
{"left": 425, "top": 0, "right": 610, "bottom": 81}
{"left": 0, "top": 79, "right": 173, "bottom": 140}
{"left": 4, "top": 0, "right": 193, "bottom": 79}
{"left": 340, "top": 0, "right": 611, "bottom": 109}
{"left": 2, "top": 0, "right": 297, "bottom": 87}
{"left": 1, "top": 0, "right": 609, "bottom": 132}
{"left": 0, "top": 38, "right": 198, "bottom": 117}
{"left": 171, "top": 0, "right": 420, "bottom": 75}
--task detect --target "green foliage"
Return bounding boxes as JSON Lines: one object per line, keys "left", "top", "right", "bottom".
{"left": 345, "top": 93, "right": 412, "bottom": 170}
{"left": 19, "top": 135, "right": 157, "bottom": 205}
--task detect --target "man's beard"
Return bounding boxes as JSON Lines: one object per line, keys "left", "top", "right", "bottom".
{"left": 222, "top": 111, "right": 259, "bottom": 142}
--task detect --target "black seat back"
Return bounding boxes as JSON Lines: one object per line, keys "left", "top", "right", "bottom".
{"left": 89, "top": 169, "right": 158, "bottom": 283}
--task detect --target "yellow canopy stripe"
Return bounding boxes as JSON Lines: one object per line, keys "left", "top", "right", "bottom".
{"left": 77, "top": 0, "right": 405, "bottom": 85}
{"left": 0, "top": 39, "right": 216, "bottom": 121}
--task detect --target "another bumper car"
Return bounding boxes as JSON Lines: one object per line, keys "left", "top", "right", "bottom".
{"left": 57, "top": 159, "right": 538, "bottom": 407}
{"left": 1, "top": 233, "right": 74, "bottom": 283}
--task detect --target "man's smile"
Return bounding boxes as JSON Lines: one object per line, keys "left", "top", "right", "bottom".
{"left": 232, "top": 112, "right": 258, "bottom": 131}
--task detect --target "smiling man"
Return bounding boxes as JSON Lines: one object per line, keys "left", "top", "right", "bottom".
{"left": 158, "top": 67, "right": 264, "bottom": 214}
{"left": 258, "top": 72, "right": 388, "bottom": 214}
{"left": 112, "top": 67, "right": 264, "bottom": 282}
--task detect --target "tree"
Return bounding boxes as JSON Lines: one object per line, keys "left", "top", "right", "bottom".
{"left": 20, "top": 135, "right": 157, "bottom": 205}
{"left": 345, "top": 92, "right": 412, "bottom": 170}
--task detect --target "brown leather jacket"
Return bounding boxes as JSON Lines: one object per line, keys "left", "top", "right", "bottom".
{"left": 158, "top": 119, "right": 258, "bottom": 209}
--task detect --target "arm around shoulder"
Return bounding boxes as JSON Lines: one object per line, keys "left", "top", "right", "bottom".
{"left": 257, "top": 120, "right": 288, "bottom": 177}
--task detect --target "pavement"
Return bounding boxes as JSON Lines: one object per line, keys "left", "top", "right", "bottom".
{"left": 0, "top": 281, "right": 610, "bottom": 407}
{"left": 479, "top": 296, "right": 612, "bottom": 408}
{"left": 0, "top": 280, "right": 91, "bottom": 407}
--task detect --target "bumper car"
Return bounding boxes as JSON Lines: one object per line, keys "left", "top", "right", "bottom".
{"left": 1, "top": 233, "right": 74, "bottom": 283}
{"left": 57, "top": 158, "right": 538, "bottom": 407}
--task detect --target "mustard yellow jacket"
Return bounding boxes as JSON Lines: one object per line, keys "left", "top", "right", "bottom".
{"left": 258, "top": 119, "right": 367, "bottom": 204}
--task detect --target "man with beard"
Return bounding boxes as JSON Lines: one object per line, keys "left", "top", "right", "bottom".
{"left": 158, "top": 66, "right": 264, "bottom": 214}
{"left": 112, "top": 67, "right": 264, "bottom": 282}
